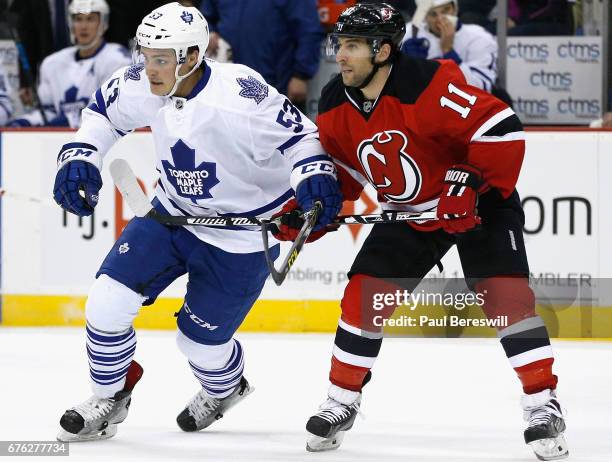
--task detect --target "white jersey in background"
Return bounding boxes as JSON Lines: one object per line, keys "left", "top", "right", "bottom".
{"left": 0, "top": 67, "right": 14, "bottom": 125}
{"left": 71, "top": 59, "right": 327, "bottom": 253}
{"left": 16, "top": 42, "right": 130, "bottom": 127}
{"left": 404, "top": 22, "right": 498, "bottom": 91}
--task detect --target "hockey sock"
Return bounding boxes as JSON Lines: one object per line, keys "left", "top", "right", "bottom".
{"left": 499, "top": 316, "right": 558, "bottom": 394}
{"left": 329, "top": 274, "right": 401, "bottom": 391}
{"left": 330, "top": 320, "right": 382, "bottom": 391}
{"left": 330, "top": 274, "right": 392, "bottom": 391}
{"left": 188, "top": 339, "right": 244, "bottom": 399}
{"left": 86, "top": 322, "right": 137, "bottom": 398}
{"left": 476, "top": 277, "right": 558, "bottom": 394}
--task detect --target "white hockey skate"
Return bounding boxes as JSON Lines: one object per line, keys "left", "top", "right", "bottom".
{"left": 176, "top": 376, "right": 253, "bottom": 432}
{"left": 57, "top": 360, "right": 143, "bottom": 442}
{"left": 522, "top": 389, "right": 569, "bottom": 461}
{"left": 306, "top": 385, "right": 361, "bottom": 452}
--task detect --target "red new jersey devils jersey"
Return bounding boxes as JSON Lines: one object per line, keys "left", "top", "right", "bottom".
{"left": 316, "top": 54, "right": 525, "bottom": 230}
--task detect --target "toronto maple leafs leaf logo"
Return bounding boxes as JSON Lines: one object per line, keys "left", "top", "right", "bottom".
{"left": 181, "top": 11, "right": 194, "bottom": 24}
{"left": 60, "top": 86, "right": 89, "bottom": 116}
{"left": 161, "top": 139, "right": 220, "bottom": 203}
{"left": 124, "top": 63, "right": 145, "bottom": 82}
{"left": 60, "top": 85, "right": 89, "bottom": 122}
{"left": 237, "top": 76, "right": 268, "bottom": 104}
{"left": 63, "top": 86, "right": 83, "bottom": 103}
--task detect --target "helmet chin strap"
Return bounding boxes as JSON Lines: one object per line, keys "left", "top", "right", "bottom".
{"left": 355, "top": 40, "right": 392, "bottom": 90}
{"left": 165, "top": 61, "right": 201, "bottom": 97}
{"left": 357, "top": 59, "right": 383, "bottom": 90}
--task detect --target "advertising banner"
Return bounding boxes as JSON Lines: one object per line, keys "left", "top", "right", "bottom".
{"left": 1, "top": 130, "right": 611, "bottom": 331}
{"left": 506, "top": 36, "right": 603, "bottom": 125}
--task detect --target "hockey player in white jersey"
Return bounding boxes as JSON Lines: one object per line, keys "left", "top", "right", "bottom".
{"left": 401, "top": 0, "right": 497, "bottom": 92}
{"left": 8, "top": 0, "right": 130, "bottom": 128}
{"left": 53, "top": 2, "right": 341, "bottom": 442}
{"left": 0, "top": 67, "right": 14, "bottom": 125}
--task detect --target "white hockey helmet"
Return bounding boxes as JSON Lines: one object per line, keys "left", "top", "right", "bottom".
{"left": 68, "top": 0, "right": 110, "bottom": 50}
{"left": 412, "top": 0, "right": 458, "bottom": 26}
{"left": 135, "top": 2, "right": 209, "bottom": 96}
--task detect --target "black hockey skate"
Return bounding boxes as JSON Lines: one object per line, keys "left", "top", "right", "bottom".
{"left": 522, "top": 389, "right": 569, "bottom": 461}
{"left": 57, "top": 360, "right": 143, "bottom": 442}
{"left": 176, "top": 376, "right": 253, "bottom": 432}
{"left": 306, "top": 392, "right": 361, "bottom": 452}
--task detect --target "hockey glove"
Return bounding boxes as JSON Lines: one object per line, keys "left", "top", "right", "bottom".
{"left": 401, "top": 37, "right": 430, "bottom": 60}
{"left": 436, "top": 164, "right": 482, "bottom": 233}
{"left": 269, "top": 199, "right": 338, "bottom": 243}
{"left": 53, "top": 143, "right": 103, "bottom": 217}
{"left": 291, "top": 157, "right": 342, "bottom": 231}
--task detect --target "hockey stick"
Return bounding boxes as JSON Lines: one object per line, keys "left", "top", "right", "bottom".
{"left": 110, "top": 159, "right": 436, "bottom": 227}
{"left": 110, "top": 159, "right": 322, "bottom": 286}
{"left": 110, "top": 159, "right": 280, "bottom": 227}
{"left": 0, "top": 188, "right": 56, "bottom": 205}
{"left": 110, "top": 159, "right": 437, "bottom": 285}
{"left": 410, "top": 0, "right": 434, "bottom": 32}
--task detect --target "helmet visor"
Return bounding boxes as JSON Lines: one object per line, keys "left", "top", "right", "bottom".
{"left": 133, "top": 43, "right": 178, "bottom": 70}
{"left": 326, "top": 34, "right": 379, "bottom": 59}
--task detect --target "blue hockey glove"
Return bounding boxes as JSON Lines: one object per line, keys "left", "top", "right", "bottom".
{"left": 401, "top": 37, "right": 430, "bottom": 59}
{"left": 53, "top": 143, "right": 103, "bottom": 217}
{"left": 291, "top": 156, "right": 342, "bottom": 231}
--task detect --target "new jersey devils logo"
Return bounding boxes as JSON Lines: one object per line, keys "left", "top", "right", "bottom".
{"left": 357, "top": 130, "right": 422, "bottom": 203}
{"left": 380, "top": 8, "right": 393, "bottom": 21}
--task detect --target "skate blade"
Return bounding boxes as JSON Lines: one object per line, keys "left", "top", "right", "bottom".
{"left": 306, "top": 431, "right": 345, "bottom": 452}
{"left": 57, "top": 424, "right": 117, "bottom": 442}
{"left": 528, "top": 434, "right": 569, "bottom": 461}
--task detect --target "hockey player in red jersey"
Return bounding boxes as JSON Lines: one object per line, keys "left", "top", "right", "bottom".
{"left": 272, "top": 3, "right": 568, "bottom": 460}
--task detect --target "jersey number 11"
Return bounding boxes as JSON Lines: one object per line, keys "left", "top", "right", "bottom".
{"left": 439, "top": 83, "right": 477, "bottom": 119}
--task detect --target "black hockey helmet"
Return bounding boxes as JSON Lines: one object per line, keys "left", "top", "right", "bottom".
{"left": 328, "top": 3, "right": 406, "bottom": 55}
{"left": 327, "top": 3, "right": 405, "bottom": 88}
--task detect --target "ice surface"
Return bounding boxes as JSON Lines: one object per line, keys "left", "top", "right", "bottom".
{"left": 1, "top": 328, "right": 610, "bottom": 461}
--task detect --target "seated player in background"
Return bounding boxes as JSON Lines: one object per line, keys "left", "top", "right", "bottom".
{"left": 274, "top": 3, "right": 568, "bottom": 460}
{"left": 8, "top": 0, "right": 130, "bottom": 127}
{"left": 0, "top": 65, "right": 14, "bottom": 125}
{"left": 401, "top": 0, "right": 498, "bottom": 93}
{"left": 52, "top": 1, "right": 341, "bottom": 442}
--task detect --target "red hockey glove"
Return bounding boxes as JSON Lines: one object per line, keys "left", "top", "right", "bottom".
{"left": 437, "top": 164, "right": 483, "bottom": 233}
{"left": 269, "top": 199, "right": 338, "bottom": 243}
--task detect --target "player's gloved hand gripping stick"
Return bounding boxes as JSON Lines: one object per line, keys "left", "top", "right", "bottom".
{"left": 110, "top": 159, "right": 438, "bottom": 285}
{"left": 436, "top": 164, "right": 482, "bottom": 233}
{"left": 261, "top": 202, "right": 322, "bottom": 285}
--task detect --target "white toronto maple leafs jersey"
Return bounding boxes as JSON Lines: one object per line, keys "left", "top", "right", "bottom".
{"left": 17, "top": 42, "right": 130, "bottom": 127}
{"left": 0, "top": 67, "right": 13, "bottom": 125}
{"left": 404, "top": 22, "right": 497, "bottom": 91}
{"left": 71, "top": 59, "right": 328, "bottom": 253}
